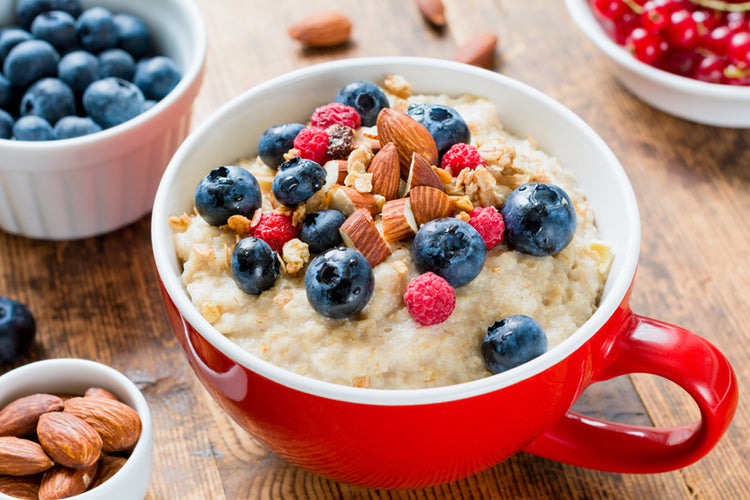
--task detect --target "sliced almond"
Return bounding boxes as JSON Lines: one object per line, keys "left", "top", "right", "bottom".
{"left": 288, "top": 12, "right": 352, "bottom": 48}
{"left": 367, "top": 142, "right": 400, "bottom": 200}
{"left": 404, "top": 152, "right": 445, "bottom": 195}
{"left": 410, "top": 185, "right": 456, "bottom": 226}
{"left": 339, "top": 209, "right": 391, "bottom": 267}
{"left": 382, "top": 198, "right": 418, "bottom": 242}
{"left": 417, "top": 0, "right": 446, "bottom": 27}
{"left": 327, "top": 185, "right": 379, "bottom": 217}
{"left": 376, "top": 108, "right": 438, "bottom": 179}
{"left": 454, "top": 32, "right": 498, "bottom": 68}
{"left": 326, "top": 159, "right": 349, "bottom": 185}
{"left": 63, "top": 397, "right": 142, "bottom": 453}
{"left": 0, "top": 393, "right": 64, "bottom": 438}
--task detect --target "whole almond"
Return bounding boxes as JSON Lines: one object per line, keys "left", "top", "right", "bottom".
{"left": 0, "top": 393, "right": 64, "bottom": 437}
{"left": 367, "top": 143, "right": 401, "bottom": 200}
{"left": 453, "top": 32, "right": 498, "bottom": 68}
{"left": 376, "top": 108, "right": 438, "bottom": 179}
{"left": 90, "top": 454, "right": 127, "bottom": 490}
{"left": 37, "top": 413, "right": 102, "bottom": 470}
{"left": 39, "top": 462, "right": 98, "bottom": 500}
{"left": 84, "top": 387, "right": 118, "bottom": 401}
{"left": 63, "top": 397, "right": 141, "bottom": 453}
{"left": 0, "top": 436, "right": 54, "bottom": 476}
{"left": 288, "top": 12, "right": 352, "bottom": 48}
{"left": 0, "top": 474, "right": 42, "bottom": 500}
{"left": 417, "top": 0, "right": 446, "bottom": 27}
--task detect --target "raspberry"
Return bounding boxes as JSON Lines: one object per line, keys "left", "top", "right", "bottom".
{"left": 440, "top": 143, "right": 486, "bottom": 176}
{"left": 403, "top": 272, "right": 455, "bottom": 326}
{"left": 468, "top": 206, "right": 504, "bottom": 249}
{"left": 251, "top": 211, "right": 298, "bottom": 253}
{"left": 293, "top": 127, "right": 330, "bottom": 165}
{"left": 310, "top": 102, "right": 361, "bottom": 129}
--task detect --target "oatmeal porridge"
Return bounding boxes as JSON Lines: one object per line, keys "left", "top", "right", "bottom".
{"left": 170, "top": 77, "right": 613, "bottom": 390}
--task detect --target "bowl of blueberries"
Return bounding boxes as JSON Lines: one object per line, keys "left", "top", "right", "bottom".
{"left": 565, "top": 0, "right": 750, "bottom": 127}
{"left": 0, "top": 0, "right": 206, "bottom": 240}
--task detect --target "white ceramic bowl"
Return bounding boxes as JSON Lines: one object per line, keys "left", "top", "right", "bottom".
{"left": 0, "top": 0, "right": 206, "bottom": 240}
{"left": 0, "top": 358, "right": 153, "bottom": 500}
{"left": 565, "top": 0, "right": 750, "bottom": 128}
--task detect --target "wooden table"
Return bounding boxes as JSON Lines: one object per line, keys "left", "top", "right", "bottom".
{"left": 1, "top": 0, "right": 747, "bottom": 498}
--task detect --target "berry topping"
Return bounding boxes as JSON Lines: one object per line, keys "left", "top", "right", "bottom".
{"left": 75, "top": 6, "right": 118, "bottom": 53}
{"left": 310, "top": 102, "right": 361, "bottom": 129}
{"left": 133, "top": 56, "right": 182, "bottom": 101}
{"left": 293, "top": 127, "right": 331, "bottom": 165}
{"left": 501, "top": 182, "right": 576, "bottom": 257}
{"left": 305, "top": 247, "right": 374, "bottom": 319}
{"left": 299, "top": 209, "right": 347, "bottom": 254}
{"left": 272, "top": 156, "right": 327, "bottom": 207}
{"left": 251, "top": 211, "right": 298, "bottom": 253}
{"left": 440, "top": 142, "right": 486, "bottom": 176}
{"left": 113, "top": 13, "right": 151, "bottom": 59}
{"left": 30, "top": 10, "right": 77, "bottom": 52}
{"left": 482, "top": 315, "right": 547, "bottom": 374}
{"left": 82, "top": 77, "right": 145, "bottom": 129}
{"left": 12, "top": 115, "right": 53, "bottom": 141}
{"left": 20, "top": 77, "right": 75, "bottom": 126}
{"left": 334, "top": 80, "right": 389, "bottom": 127}
{"left": 326, "top": 124, "right": 354, "bottom": 160}
{"left": 403, "top": 272, "right": 455, "bottom": 326}
{"left": 17, "top": 0, "right": 83, "bottom": 30}
{"left": 230, "top": 237, "right": 280, "bottom": 295}
{"left": 257, "top": 122, "right": 305, "bottom": 169}
{"left": 98, "top": 48, "right": 136, "bottom": 81}
{"left": 53, "top": 115, "right": 102, "bottom": 139}
{"left": 0, "top": 296, "right": 36, "bottom": 364}
{"left": 58, "top": 50, "right": 100, "bottom": 93}
{"left": 467, "top": 206, "right": 505, "bottom": 249}
{"left": 3, "top": 39, "right": 60, "bottom": 88}
{"left": 412, "top": 217, "right": 486, "bottom": 288}
{"left": 194, "top": 165, "right": 262, "bottom": 226}
{"left": 406, "top": 103, "right": 470, "bottom": 159}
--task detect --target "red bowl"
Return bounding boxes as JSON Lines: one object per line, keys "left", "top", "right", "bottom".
{"left": 151, "top": 57, "right": 738, "bottom": 489}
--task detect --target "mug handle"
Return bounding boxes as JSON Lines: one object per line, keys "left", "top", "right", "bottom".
{"left": 523, "top": 310, "right": 738, "bottom": 473}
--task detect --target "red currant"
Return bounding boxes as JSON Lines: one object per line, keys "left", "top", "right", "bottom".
{"left": 705, "top": 25, "right": 734, "bottom": 56}
{"left": 627, "top": 27, "right": 669, "bottom": 63}
{"left": 665, "top": 9, "right": 701, "bottom": 50}
{"left": 725, "top": 12, "right": 747, "bottom": 32}
{"left": 614, "top": 11, "right": 642, "bottom": 44}
{"left": 693, "top": 55, "right": 728, "bottom": 83}
{"left": 593, "top": 0, "right": 630, "bottom": 22}
{"left": 729, "top": 30, "right": 750, "bottom": 67}
{"left": 659, "top": 49, "right": 698, "bottom": 76}
{"left": 640, "top": 1, "right": 673, "bottom": 33}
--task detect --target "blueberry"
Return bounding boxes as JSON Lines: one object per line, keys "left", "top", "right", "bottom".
{"left": 113, "top": 13, "right": 151, "bottom": 59}
{"left": 305, "top": 247, "right": 374, "bottom": 319}
{"left": 3, "top": 39, "right": 60, "bottom": 88}
{"left": 133, "top": 56, "right": 182, "bottom": 100}
{"left": 20, "top": 78, "right": 76, "bottom": 125}
{"left": 16, "top": 0, "right": 83, "bottom": 30}
{"left": 299, "top": 209, "right": 347, "bottom": 254}
{"left": 0, "top": 109, "right": 14, "bottom": 139}
{"left": 482, "top": 315, "right": 547, "bottom": 374}
{"left": 334, "top": 80, "right": 389, "bottom": 127}
{"left": 30, "top": 10, "right": 77, "bottom": 52}
{"left": 0, "top": 74, "right": 11, "bottom": 109}
{"left": 194, "top": 165, "right": 262, "bottom": 226}
{"left": 0, "top": 297, "right": 36, "bottom": 364}
{"left": 230, "top": 237, "right": 281, "bottom": 295}
{"left": 412, "top": 218, "right": 486, "bottom": 288}
{"left": 98, "top": 48, "right": 136, "bottom": 81}
{"left": 53, "top": 115, "right": 102, "bottom": 139}
{"left": 0, "top": 28, "right": 33, "bottom": 64}
{"left": 12, "top": 115, "right": 54, "bottom": 140}
{"left": 406, "top": 103, "right": 470, "bottom": 159}
{"left": 257, "top": 122, "right": 305, "bottom": 169}
{"left": 75, "top": 7, "right": 118, "bottom": 53}
{"left": 58, "top": 50, "right": 99, "bottom": 93}
{"left": 82, "top": 77, "right": 145, "bottom": 129}
{"left": 501, "top": 182, "right": 577, "bottom": 257}
{"left": 141, "top": 99, "right": 157, "bottom": 113}
{"left": 272, "top": 156, "right": 327, "bottom": 207}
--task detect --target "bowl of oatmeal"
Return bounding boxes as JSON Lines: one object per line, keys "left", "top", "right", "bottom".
{"left": 151, "top": 57, "right": 737, "bottom": 488}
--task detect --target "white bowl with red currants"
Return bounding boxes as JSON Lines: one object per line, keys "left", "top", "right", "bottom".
{"left": 565, "top": 0, "right": 750, "bottom": 127}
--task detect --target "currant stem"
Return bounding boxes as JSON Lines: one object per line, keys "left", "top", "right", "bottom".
{"left": 687, "top": 0, "right": 750, "bottom": 12}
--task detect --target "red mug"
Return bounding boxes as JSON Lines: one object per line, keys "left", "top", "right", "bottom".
{"left": 151, "top": 57, "right": 738, "bottom": 489}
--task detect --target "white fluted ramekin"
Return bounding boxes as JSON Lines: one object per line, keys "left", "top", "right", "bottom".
{"left": 0, "top": 0, "right": 206, "bottom": 239}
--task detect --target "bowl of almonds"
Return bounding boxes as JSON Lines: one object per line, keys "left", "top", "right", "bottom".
{"left": 0, "top": 359, "right": 152, "bottom": 500}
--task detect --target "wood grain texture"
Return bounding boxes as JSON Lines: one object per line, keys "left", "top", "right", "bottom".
{"left": 0, "top": 0, "right": 748, "bottom": 498}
